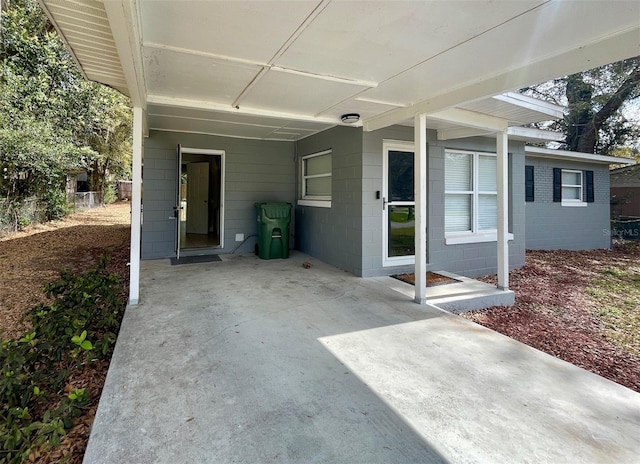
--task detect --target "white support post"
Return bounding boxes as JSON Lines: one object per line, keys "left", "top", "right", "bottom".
{"left": 496, "top": 131, "right": 509, "bottom": 290}
{"left": 414, "top": 113, "right": 427, "bottom": 304}
{"left": 129, "top": 106, "right": 143, "bottom": 305}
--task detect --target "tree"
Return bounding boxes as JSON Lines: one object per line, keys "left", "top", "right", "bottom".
{"left": 1, "top": 0, "right": 131, "bottom": 218}
{"left": 521, "top": 57, "right": 640, "bottom": 156}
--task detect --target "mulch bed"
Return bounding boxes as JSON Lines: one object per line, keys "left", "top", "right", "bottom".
{"left": 392, "top": 271, "right": 460, "bottom": 286}
{"left": 463, "top": 243, "right": 640, "bottom": 393}
{"left": 391, "top": 243, "right": 640, "bottom": 393}
{"left": 0, "top": 202, "right": 131, "bottom": 463}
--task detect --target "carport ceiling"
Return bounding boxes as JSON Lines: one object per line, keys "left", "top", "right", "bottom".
{"left": 41, "top": 0, "right": 640, "bottom": 140}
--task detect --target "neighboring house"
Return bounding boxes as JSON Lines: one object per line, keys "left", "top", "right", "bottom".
{"left": 40, "top": 0, "right": 639, "bottom": 305}
{"left": 610, "top": 164, "right": 640, "bottom": 218}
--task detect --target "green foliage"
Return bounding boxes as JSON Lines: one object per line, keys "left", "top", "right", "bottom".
{"left": 1, "top": 0, "right": 131, "bottom": 216}
{"left": 521, "top": 57, "right": 640, "bottom": 156}
{"left": 40, "top": 187, "right": 69, "bottom": 220}
{"left": 0, "top": 256, "right": 126, "bottom": 462}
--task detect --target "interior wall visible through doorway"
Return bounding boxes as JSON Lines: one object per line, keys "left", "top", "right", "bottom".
{"left": 180, "top": 152, "right": 222, "bottom": 250}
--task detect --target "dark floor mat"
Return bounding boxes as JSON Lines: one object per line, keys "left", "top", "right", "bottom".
{"left": 171, "top": 254, "right": 222, "bottom": 265}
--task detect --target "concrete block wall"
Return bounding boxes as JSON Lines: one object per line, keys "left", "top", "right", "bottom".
{"left": 142, "top": 130, "right": 295, "bottom": 259}
{"left": 361, "top": 125, "right": 415, "bottom": 277}
{"left": 525, "top": 157, "right": 611, "bottom": 250}
{"left": 295, "top": 126, "right": 363, "bottom": 275}
{"left": 426, "top": 133, "right": 526, "bottom": 278}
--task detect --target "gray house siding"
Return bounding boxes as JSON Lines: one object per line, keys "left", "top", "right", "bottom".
{"left": 142, "top": 130, "right": 295, "bottom": 259}
{"left": 361, "top": 125, "right": 415, "bottom": 277}
{"left": 295, "top": 126, "right": 363, "bottom": 275}
{"left": 525, "top": 157, "right": 610, "bottom": 250}
{"left": 360, "top": 127, "right": 525, "bottom": 279}
{"left": 426, "top": 134, "right": 526, "bottom": 278}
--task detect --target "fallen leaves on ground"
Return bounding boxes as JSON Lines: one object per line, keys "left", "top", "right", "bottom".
{"left": 0, "top": 202, "right": 131, "bottom": 463}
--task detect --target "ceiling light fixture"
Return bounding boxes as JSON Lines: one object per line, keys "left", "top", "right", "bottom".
{"left": 340, "top": 113, "right": 360, "bottom": 124}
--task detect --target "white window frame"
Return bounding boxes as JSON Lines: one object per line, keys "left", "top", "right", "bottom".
{"left": 445, "top": 149, "right": 513, "bottom": 245}
{"left": 561, "top": 169, "right": 587, "bottom": 207}
{"left": 299, "top": 149, "right": 331, "bottom": 208}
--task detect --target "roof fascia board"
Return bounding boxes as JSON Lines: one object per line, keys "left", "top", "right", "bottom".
{"left": 437, "top": 126, "right": 563, "bottom": 142}
{"left": 428, "top": 108, "right": 509, "bottom": 132}
{"left": 364, "top": 26, "right": 640, "bottom": 132}
{"left": 493, "top": 92, "right": 564, "bottom": 120}
{"left": 147, "top": 94, "right": 342, "bottom": 127}
{"left": 507, "top": 126, "right": 564, "bottom": 142}
{"left": 102, "top": 0, "right": 146, "bottom": 107}
{"left": 525, "top": 146, "right": 634, "bottom": 165}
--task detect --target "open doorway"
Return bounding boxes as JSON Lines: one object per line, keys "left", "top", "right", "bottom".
{"left": 175, "top": 147, "right": 224, "bottom": 257}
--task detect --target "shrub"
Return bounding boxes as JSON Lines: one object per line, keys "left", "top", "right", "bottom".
{"left": 0, "top": 256, "right": 126, "bottom": 463}
{"left": 41, "top": 188, "right": 70, "bottom": 221}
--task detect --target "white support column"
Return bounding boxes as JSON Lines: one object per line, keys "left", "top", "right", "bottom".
{"left": 129, "top": 106, "right": 144, "bottom": 305}
{"left": 414, "top": 113, "right": 427, "bottom": 304}
{"left": 496, "top": 131, "right": 509, "bottom": 290}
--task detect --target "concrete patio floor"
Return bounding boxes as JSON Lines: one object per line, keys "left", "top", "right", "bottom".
{"left": 84, "top": 251, "right": 640, "bottom": 463}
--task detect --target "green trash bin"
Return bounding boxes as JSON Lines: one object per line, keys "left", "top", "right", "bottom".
{"left": 254, "top": 202, "right": 292, "bottom": 259}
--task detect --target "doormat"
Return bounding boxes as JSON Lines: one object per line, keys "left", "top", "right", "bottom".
{"left": 391, "top": 271, "right": 460, "bottom": 287}
{"left": 171, "top": 255, "right": 222, "bottom": 265}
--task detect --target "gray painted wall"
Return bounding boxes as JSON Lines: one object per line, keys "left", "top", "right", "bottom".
{"left": 360, "top": 127, "right": 525, "bottom": 278}
{"left": 426, "top": 133, "right": 526, "bottom": 278}
{"left": 525, "top": 157, "right": 611, "bottom": 250}
{"left": 361, "top": 125, "right": 415, "bottom": 277}
{"left": 143, "top": 130, "right": 295, "bottom": 259}
{"left": 295, "top": 126, "right": 363, "bottom": 275}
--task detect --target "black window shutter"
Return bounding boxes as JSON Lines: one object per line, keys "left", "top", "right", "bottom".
{"left": 586, "top": 170, "right": 594, "bottom": 203}
{"left": 553, "top": 168, "right": 561, "bottom": 202}
{"left": 525, "top": 165, "right": 534, "bottom": 202}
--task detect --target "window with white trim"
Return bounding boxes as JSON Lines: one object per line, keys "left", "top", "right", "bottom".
{"left": 561, "top": 169, "right": 583, "bottom": 203}
{"left": 299, "top": 150, "right": 331, "bottom": 208}
{"left": 445, "top": 150, "right": 500, "bottom": 241}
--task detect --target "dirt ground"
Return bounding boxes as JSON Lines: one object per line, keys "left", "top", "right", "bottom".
{"left": 0, "top": 202, "right": 131, "bottom": 463}
{"left": 0, "top": 203, "right": 131, "bottom": 341}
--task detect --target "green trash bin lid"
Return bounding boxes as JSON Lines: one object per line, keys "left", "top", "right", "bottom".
{"left": 255, "top": 202, "right": 291, "bottom": 219}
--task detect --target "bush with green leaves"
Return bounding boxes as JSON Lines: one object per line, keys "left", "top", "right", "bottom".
{"left": 0, "top": 256, "right": 126, "bottom": 463}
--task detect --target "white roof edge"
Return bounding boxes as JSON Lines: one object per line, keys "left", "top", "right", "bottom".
{"left": 507, "top": 126, "right": 564, "bottom": 142}
{"left": 493, "top": 92, "right": 565, "bottom": 120}
{"left": 525, "top": 146, "right": 634, "bottom": 165}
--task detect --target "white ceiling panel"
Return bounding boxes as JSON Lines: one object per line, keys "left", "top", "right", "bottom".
{"left": 276, "top": 0, "right": 543, "bottom": 83}
{"left": 239, "top": 69, "right": 368, "bottom": 116}
{"left": 146, "top": 106, "right": 333, "bottom": 141}
{"left": 139, "top": 0, "right": 319, "bottom": 64}
{"left": 363, "top": 0, "right": 640, "bottom": 107}
{"left": 144, "top": 47, "right": 260, "bottom": 104}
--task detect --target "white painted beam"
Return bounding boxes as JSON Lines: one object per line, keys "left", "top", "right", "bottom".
{"left": 364, "top": 27, "right": 640, "bottom": 132}
{"left": 437, "top": 127, "right": 490, "bottom": 141}
{"left": 428, "top": 108, "right": 509, "bottom": 133}
{"left": 147, "top": 94, "right": 342, "bottom": 126}
{"left": 496, "top": 131, "right": 509, "bottom": 291}
{"left": 103, "top": 0, "right": 146, "bottom": 107}
{"left": 438, "top": 126, "right": 564, "bottom": 143}
{"left": 414, "top": 113, "right": 427, "bottom": 304}
{"left": 129, "top": 106, "right": 144, "bottom": 305}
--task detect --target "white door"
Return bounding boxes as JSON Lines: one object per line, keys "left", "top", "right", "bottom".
{"left": 186, "top": 162, "right": 209, "bottom": 234}
{"left": 383, "top": 142, "right": 416, "bottom": 266}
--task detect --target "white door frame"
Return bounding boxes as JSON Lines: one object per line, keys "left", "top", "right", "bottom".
{"left": 176, "top": 147, "right": 226, "bottom": 254}
{"left": 382, "top": 140, "right": 416, "bottom": 267}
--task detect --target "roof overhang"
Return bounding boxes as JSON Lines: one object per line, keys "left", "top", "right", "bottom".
{"left": 39, "top": 0, "right": 640, "bottom": 141}
{"left": 525, "top": 146, "right": 635, "bottom": 165}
